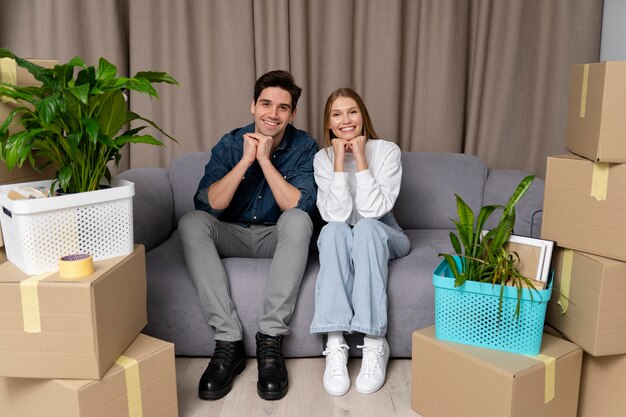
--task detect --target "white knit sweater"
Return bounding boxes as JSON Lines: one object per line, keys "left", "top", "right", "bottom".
{"left": 314, "top": 139, "right": 402, "bottom": 225}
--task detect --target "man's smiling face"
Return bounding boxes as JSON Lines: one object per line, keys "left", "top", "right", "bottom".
{"left": 251, "top": 87, "right": 296, "bottom": 141}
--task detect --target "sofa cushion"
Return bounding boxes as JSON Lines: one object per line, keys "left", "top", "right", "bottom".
{"left": 394, "top": 152, "right": 488, "bottom": 230}
{"left": 118, "top": 167, "right": 174, "bottom": 251}
{"left": 169, "top": 151, "right": 211, "bottom": 224}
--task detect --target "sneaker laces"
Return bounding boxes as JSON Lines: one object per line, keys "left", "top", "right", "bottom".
{"left": 357, "top": 343, "right": 384, "bottom": 378}
{"left": 323, "top": 344, "right": 349, "bottom": 377}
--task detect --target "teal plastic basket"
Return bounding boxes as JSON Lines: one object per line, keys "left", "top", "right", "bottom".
{"left": 433, "top": 257, "right": 552, "bottom": 355}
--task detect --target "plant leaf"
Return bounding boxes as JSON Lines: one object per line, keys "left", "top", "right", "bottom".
{"left": 115, "top": 134, "right": 165, "bottom": 147}
{"left": 449, "top": 232, "right": 462, "bottom": 255}
{"left": 98, "top": 91, "right": 127, "bottom": 137}
{"left": 134, "top": 71, "right": 180, "bottom": 85}
{"left": 68, "top": 83, "right": 91, "bottom": 105}
{"left": 504, "top": 175, "right": 535, "bottom": 213}
{"left": 128, "top": 112, "right": 178, "bottom": 143}
{"left": 96, "top": 57, "right": 117, "bottom": 81}
{"left": 125, "top": 78, "right": 158, "bottom": 97}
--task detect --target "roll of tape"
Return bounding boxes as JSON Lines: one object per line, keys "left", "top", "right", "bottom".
{"left": 58, "top": 253, "right": 94, "bottom": 279}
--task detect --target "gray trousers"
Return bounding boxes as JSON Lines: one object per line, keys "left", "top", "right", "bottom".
{"left": 178, "top": 208, "right": 313, "bottom": 341}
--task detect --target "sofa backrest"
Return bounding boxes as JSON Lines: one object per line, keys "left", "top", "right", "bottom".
{"left": 169, "top": 150, "right": 490, "bottom": 231}
{"left": 394, "top": 152, "right": 488, "bottom": 230}
{"left": 170, "top": 151, "right": 212, "bottom": 224}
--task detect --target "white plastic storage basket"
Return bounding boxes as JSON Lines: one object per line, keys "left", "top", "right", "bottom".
{"left": 0, "top": 178, "right": 134, "bottom": 275}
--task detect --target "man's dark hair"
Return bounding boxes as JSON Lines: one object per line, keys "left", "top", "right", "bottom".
{"left": 254, "top": 70, "right": 302, "bottom": 110}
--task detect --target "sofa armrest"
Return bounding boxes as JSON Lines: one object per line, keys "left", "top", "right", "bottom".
{"left": 118, "top": 167, "right": 174, "bottom": 251}
{"left": 483, "top": 170, "right": 545, "bottom": 238}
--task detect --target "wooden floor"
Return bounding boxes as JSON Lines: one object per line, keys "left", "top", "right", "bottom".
{"left": 175, "top": 357, "right": 422, "bottom": 417}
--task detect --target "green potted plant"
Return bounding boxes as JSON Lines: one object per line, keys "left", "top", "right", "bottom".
{"left": 434, "top": 175, "right": 553, "bottom": 355}
{"left": 439, "top": 175, "right": 542, "bottom": 316}
{"left": 0, "top": 48, "right": 178, "bottom": 194}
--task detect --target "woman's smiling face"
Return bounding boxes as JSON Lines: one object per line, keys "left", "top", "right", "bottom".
{"left": 328, "top": 96, "right": 363, "bottom": 141}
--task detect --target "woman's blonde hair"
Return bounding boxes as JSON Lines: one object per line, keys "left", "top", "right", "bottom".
{"left": 322, "top": 87, "right": 379, "bottom": 148}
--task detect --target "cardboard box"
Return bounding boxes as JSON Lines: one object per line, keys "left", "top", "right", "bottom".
{"left": 577, "top": 352, "right": 626, "bottom": 417}
{"left": 541, "top": 154, "right": 626, "bottom": 262}
{"left": 566, "top": 62, "right": 626, "bottom": 163}
{"left": 546, "top": 247, "right": 626, "bottom": 356}
{"left": 0, "top": 58, "right": 57, "bottom": 185}
{"left": 0, "top": 245, "right": 147, "bottom": 379}
{"left": 411, "top": 326, "right": 582, "bottom": 417}
{"left": 0, "top": 333, "right": 178, "bottom": 417}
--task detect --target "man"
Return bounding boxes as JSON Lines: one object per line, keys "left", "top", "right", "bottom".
{"left": 178, "top": 70, "right": 317, "bottom": 401}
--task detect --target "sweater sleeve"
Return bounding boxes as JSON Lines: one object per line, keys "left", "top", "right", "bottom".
{"left": 314, "top": 149, "right": 354, "bottom": 223}
{"left": 354, "top": 143, "right": 402, "bottom": 219}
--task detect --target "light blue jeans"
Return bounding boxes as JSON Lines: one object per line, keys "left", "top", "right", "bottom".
{"left": 309, "top": 213, "right": 411, "bottom": 337}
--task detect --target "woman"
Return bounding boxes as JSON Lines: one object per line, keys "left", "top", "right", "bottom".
{"left": 310, "top": 88, "right": 411, "bottom": 396}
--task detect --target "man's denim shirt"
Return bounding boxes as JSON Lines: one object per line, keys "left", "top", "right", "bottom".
{"left": 194, "top": 123, "right": 318, "bottom": 226}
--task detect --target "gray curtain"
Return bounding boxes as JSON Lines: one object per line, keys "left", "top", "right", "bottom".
{"left": 0, "top": 0, "right": 603, "bottom": 176}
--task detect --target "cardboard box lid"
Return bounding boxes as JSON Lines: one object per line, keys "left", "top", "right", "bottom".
{"left": 569, "top": 62, "right": 626, "bottom": 112}
{"left": 0, "top": 252, "right": 131, "bottom": 285}
{"left": 415, "top": 326, "right": 580, "bottom": 375}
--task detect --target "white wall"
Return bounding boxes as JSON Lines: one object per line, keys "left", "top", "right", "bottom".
{"left": 600, "top": 0, "right": 626, "bottom": 61}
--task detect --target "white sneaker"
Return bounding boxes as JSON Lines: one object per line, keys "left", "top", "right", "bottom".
{"left": 355, "top": 337, "right": 389, "bottom": 394}
{"left": 322, "top": 339, "right": 350, "bottom": 396}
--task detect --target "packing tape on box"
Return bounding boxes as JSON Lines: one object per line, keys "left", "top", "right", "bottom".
{"left": 115, "top": 355, "right": 144, "bottom": 417}
{"left": 524, "top": 353, "right": 556, "bottom": 403}
{"left": 19, "top": 271, "right": 55, "bottom": 333}
{"left": 0, "top": 57, "right": 17, "bottom": 103}
{"left": 557, "top": 249, "right": 573, "bottom": 314}
{"left": 579, "top": 63, "right": 589, "bottom": 118}
{"left": 591, "top": 162, "right": 609, "bottom": 201}
{"left": 58, "top": 253, "right": 94, "bottom": 279}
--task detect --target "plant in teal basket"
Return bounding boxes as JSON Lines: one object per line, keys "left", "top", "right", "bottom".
{"left": 438, "top": 175, "right": 541, "bottom": 318}
{"left": 0, "top": 48, "right": 178, "bottom": 193}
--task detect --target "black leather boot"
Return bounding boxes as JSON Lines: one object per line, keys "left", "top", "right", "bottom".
{"left": 198, "top": 340, "right": 246, "bottom": 400}
{"left": 256, "top": 332, "right": 288, "bottom": 400}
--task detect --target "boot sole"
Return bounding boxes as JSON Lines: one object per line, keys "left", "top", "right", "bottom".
{"left": 198, "top": 359, "right": 246, "bottom": 400}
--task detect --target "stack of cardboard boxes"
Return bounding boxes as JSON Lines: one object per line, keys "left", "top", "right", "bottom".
{"left": 411, "top": 61, "right": 626, "bottom": 417}
{"left": 410, "top": 111, "right": 592, "bottom": 417}
{"left": 542, "top": 61, "right": 626, "bottom": 417}
{"left": 0, "top": 245, "right": 179, "bottom": 416}
{"left": 0, "top": 58, "right": 179, "bottom": 417}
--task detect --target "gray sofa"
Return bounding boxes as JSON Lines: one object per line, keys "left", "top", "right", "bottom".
{"left": 119, "top": 151, "right": 544, "bottom": 358}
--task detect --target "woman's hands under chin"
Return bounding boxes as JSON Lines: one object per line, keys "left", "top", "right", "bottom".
{"left": 331, "top": 138, "right": 349, "bottom": 172}
{"left": 347, "top": 136, "right": 366, "bottom": 157}
{"left": 332, "top": 136, "right": 368, "bottom": 172}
